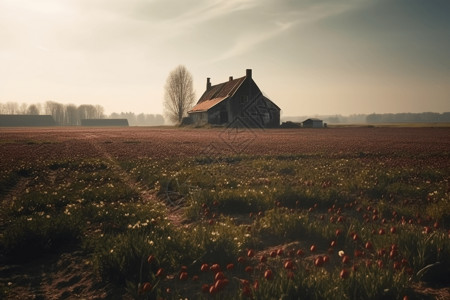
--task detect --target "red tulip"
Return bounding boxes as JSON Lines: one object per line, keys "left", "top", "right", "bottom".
{"left": 215, "top": 278, "right": 229, "bottom": 291}
{"left": 253, "top": 280, "right": 259, "bottom": 290}
{"left": 209, "top": 285, "right": 217, "bottom": 295}
{"left": 214, "top": 271, "right": 225, "bottom": 281}
{"left": 264, "top": 269, "right": 273, "bottom": 280}
{"left": 155, "top": 268, "right": 164, "bottom": 278}
{"left": 340, "top": 269, "right": 349, "bottom": 279}
{"left": 284, "top": 260, "right": 294, "bottom": 269}
{"left": 201, "top": 283, "right": 209, "bottom": 293}
{"left": 200, "top": 263, "right": 209, "bottom": 272}
{"left": 342, "top": 255, "right": 350, "bottom": 264}
{"left": 179, "top": 271, "right": 188, "bottom": 281}
{"left": 147, "top": 255, "right": 155, "bottom": 264}
{"left": 242, "top": 285, "right": 252, "bottom": 297}
{"left": 354, "top": 250, "right": 363, "bottom": 257}
{"left": 247, "top": 249, "right": 255, "bottom": 257}
{"left": 314, "top": 256, "right": 324, "bottom": 267}
{"left": 142, "top": 282, "right": 152, "bottom": 293}
{"left": 377, "top": 260, "right": 384, "bottom": 268}
{"left": 210, "top": 264, "right": 221, "bottom": 273}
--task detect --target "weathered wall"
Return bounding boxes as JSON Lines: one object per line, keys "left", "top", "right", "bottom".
{"left": 190, "top": 112, "right": 209, "bottom": 126}
{"left": 0, "top": 115, "right": 56, "bottom": 127}
{"left": 228, "top": 78, "right": 280, "bottom": 128}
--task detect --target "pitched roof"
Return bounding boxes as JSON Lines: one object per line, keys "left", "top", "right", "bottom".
{"left": 188, "top": 97, "right": 227, "bottom": 113}
{"left": 189, "top": 76, "right": 246, "bottom": 113}
{"left": 303, "top": 118, "right": 323, "bottom": 123}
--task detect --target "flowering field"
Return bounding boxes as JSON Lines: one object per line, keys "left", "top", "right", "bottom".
{"left": 0, "top": 127, "right": 449, "bottom": 299}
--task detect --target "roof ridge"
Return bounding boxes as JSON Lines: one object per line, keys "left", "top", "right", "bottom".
{"left": 209, "top": 75, "right": 246, "bottom": 89}
{"left": 228, "top": 76, "right": 246, "bottom": 96}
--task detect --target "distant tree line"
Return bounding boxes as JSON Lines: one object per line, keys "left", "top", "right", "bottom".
{"left": 365, "top": 112, "right": 450, "bottom": 123}
{"left": 109, "top": 112, "right": 165, "bottom": 126}
{"left": 283, "top": 112, "right": 450, "bottom": 124}
{"left": 0, "top": 101, "right": 165, "bottom": 126}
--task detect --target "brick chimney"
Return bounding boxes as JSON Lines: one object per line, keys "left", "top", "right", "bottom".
{"left": 246, "top": 69, "right": 252, "bottom": 79}
{"left": 229, "top": 76, "right": 233, "bottom": 81}
{"left": 206, "top": 77, "right": 211, "bottom": 90}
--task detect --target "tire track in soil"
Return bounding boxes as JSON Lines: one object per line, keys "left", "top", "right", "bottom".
{"left": 84, "top": 133, "right": 186, "bottom": 227}
{"left": 1, "top": 134, "right": 187, "bottom": 300}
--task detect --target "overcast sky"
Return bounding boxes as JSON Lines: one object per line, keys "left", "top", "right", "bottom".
{"left": 1, "top": 0, "right": 449, "bottom": 116}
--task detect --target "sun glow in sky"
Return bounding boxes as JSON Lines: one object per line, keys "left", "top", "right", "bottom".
{"left": 1, "top": 0, "right": 449, "bottom": 116}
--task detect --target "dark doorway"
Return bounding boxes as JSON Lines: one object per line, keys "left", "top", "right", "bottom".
{"left": 220, "top": 111, "right": 228, "bottom": 123}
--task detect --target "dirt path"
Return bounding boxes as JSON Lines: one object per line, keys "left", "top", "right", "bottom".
{"left": 1, "top": 251, "right": 109, "bottom": 300}
{"left": 83, "top": 132, "right": 186, "bottom": 227}
{"left": 0, "top": 132, "right": 188, "bottom": 299}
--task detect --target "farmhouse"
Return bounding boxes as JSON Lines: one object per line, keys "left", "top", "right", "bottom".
{"left": 302, "top": 118, "right": 323, "bottom": 128}
{"left": 81, "top": 119, "right": 129, "bottom": 126}
{"left": 0, "top": 115, "right": 56, "bottom": 127}
{"left": 188, "top": 69, "right": 280, "bottom": 128}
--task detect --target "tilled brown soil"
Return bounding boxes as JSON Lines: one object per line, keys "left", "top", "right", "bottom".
{"left": 1, "top": 127, "right": 449, "bottom": 168}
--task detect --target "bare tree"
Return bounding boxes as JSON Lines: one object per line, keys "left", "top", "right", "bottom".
{"left": 19, "top": 103, "right": 28, "bottom": 114}
{"left": 27, "top": 104, "right": 40, "bottom": 115}
{"left": 94, "top": 105, "right": 105, "bottom": 119}
{"left": 5, "top": 102, "right": 19, "bottom": 114}
{"left": 65, "top": 104, "right": 78, "bottom": 125}
{"left": 46, "top": 101, "right": 65, "bottom": 125}
{"left": 163, "top": 65, "right": 195, "bottom": 124}
{"left": 78, "top": 104, "right": 97, "bottom": 120}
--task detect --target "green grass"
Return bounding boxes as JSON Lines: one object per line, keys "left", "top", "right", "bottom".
{"left": 1, "top": 152, "right": 449, "bottom": 299}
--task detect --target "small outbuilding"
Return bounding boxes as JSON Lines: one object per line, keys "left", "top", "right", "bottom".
{"left": 0, "top": 115, "right": 56, "bottom": 127}
{"left": 81, "top": 119, "right": 129, "bottom": 126}
{"left": 302, "top": 118, "right": 323, "bottom": 128}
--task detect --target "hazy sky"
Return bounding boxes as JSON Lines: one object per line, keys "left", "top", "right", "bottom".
{"left": 1, "top": 0, "right": 449, "bottom": 116}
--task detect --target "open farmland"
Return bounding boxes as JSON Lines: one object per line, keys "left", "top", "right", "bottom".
{"left": 1, "top": 127, "right": 449, "bottom": 299}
